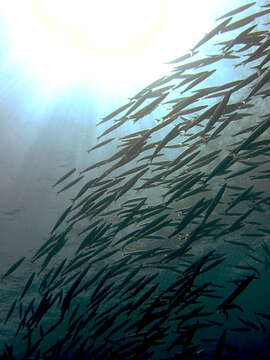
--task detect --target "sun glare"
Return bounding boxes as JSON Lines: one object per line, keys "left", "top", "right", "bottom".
{"left": 34, "top": 0, "right": 169, "bottom": 54}
{"left": 0, "top": 0, "right": 219, "bottom": 98}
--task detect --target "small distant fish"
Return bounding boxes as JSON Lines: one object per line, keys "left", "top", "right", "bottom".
{"left": 40, "top": 235, "right": 68, "bottom": 273}
{"left": 20, "top": 272, "right": 36, "bottom": 300}
{"left": 150, "top": 124, "right": 181, "bottom": 162}
{"left": 4, "top": 299, "right": 17, "bottom": 323}
{"left": 61, "top": 263, "right": 92, "bottom": 317}
{"left": 1, "top": 257, "right": 25, "bottom": 279}
{"left": 1, "top": 208, "right": 21, "bottom": 216}
{"left": 87, "top": 137, "right": 115, "bottom": 153}
{"left": 203, "top": 91, "right": 231, "bottom": 134}
{"left": 97, "top": 117, "right": 127, "bottom": 140}
{"left": 237, "top": 316, "right": 259, "bottom": 331}
{"left": 191, "top": 17, "right": 232, "bottom": 52}
{"left": 245, "top": 68, "right": 270, "bottom": 102}
{"left": 97, "top": 101, "right": 135, "bottom": 126}
{"left": 255, "top": 311, "right": 270, "bottom": 320}
{"left": 57, "top": 176, "right": 84, "bottom": 195}
{"left": 224, "top": 239, "right": 253, "bottom": 252}
{"left": 234, "top": 117, "right": 270, "bottom": 154}
{"left": 50, "top": 204, "right": 73, "bottom": 234}
{"left": 225, "top": 165, "right": 256, "bottom": 179}
{"left": 52, "top": 168, "right": 76, "bottom": 188}
{"left": 205, "top": 153, "right": 236, "bottom": 183}
{"left": 225, "top": 185, "right": 254, "bottom": 213}
{"left": 216, "top": 274, "right": 256, "bottom": 316}
{"left": 79, "top": 160, "right": 108, "bottom": 175}
{"left": 202, "top": 183, "right": 227, "bottom": 224}
{"left": 221, "top": 8, "right": 270, "bottom": 33}
{"left": 216, "top": 2, "right": 256, "bottom": 21}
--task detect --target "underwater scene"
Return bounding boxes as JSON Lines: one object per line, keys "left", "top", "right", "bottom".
{"left": 1, "top": 1, "right": 270, "bottom": 359}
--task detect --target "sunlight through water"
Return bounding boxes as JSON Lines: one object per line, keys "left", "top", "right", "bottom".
{"left": 0, "top": 0, "right": 220, "bottom": 101}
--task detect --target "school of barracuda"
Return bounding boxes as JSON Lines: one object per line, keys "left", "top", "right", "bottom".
{"left": 2, "top": 1, "right": 270, "bottom": 359}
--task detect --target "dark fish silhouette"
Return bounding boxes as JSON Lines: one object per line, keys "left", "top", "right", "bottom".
{"left": 52, "top": 168, "right": 76, "bottom": 188}
{"left": 50, "top": 204, "right": 73, "bottom": 234}
{"left": 216, "top": 2, "right": 256, "bottom": 21}
{"left": 87, "top": 137, "right": 115, "bottom": 153}
{"left": 56, "top": 176, "right": 84, "bottom": 195}
{"left": 191, "top": 18, "right": 232, "bottom": 52}
{"left": 216, "top": 274, "right": 256, "bottom": 316}
{"left": 1, "top": 257, "right": 25, "bottom": 279}
{"left": 19, "top": 272, "right": 36, "bottom": 300}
